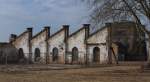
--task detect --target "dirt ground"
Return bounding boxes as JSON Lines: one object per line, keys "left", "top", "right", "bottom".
{"left": 0, "top": 65, "right": 149, "bottom": 82}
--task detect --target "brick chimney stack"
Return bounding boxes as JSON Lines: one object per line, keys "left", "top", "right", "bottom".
{"left": 63, "top": 25, "right": 69, "bottom": 42}
{"left": 44, "top": 26, "right": 50, "bottom": 40}
{"left": 83, "top": 24, "right": 90, "bottom": 40}
{"left": 9, "top": 34, "right": 17, "bottom": 43}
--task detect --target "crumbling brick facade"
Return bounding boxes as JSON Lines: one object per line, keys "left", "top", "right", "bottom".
{"left": 7, "top": 21, "right": 147, "bottom": 64}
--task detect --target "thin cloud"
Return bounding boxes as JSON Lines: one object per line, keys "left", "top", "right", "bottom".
{"left": 0, "top": 0, "right": 89, "bottom": 42}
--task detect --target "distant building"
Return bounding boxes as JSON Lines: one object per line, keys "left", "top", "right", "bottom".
{"left": 110, "top": 22, "right": 147, "bottom": 61}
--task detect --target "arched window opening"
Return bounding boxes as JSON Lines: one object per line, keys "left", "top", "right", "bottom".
{"left": 72, "top": 47, "right": 79, "bottom": 63}
{"left": 18, "top": 48, "right": 25, "bottom": 59}
{"left": 34, "top": 48, "right": 41, "bottom": 62}
{"left": 52, "top": 47, "right": 59, "bottom": 62}
{"left": 93, "top": 47, "right": 100, "bottom": 63}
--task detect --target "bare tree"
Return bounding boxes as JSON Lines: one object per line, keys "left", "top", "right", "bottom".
{"left": 83, "top": 0, "right": 150, "bottom": 32}
{"left": 83, "top": 0, "right": 150, "bottom": 66}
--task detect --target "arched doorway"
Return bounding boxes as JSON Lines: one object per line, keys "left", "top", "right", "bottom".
{"left": 93, "top": 47, "right": 100, "bottom": 63}
{"left": 52, "top": 47, "right": 59, "bottom": 62}
{"left": 72, "top": 47, "right": 79, "bottom": 63}
{"left": 115, "top": 42, "right": 128, "bottom": 61}
{"left": 34, "top": 48, "right": 40, "bottom": 62}
{"left": 18, "top": 48, "right": 25, "bottom": 59}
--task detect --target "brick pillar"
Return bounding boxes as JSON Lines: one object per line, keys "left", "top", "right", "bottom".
{"left": 27, "top": 27, "right": 33, "bottom": 64}
{"left": 44, "top": 26, "right": 50, "bottom": 64}
{"left": 83, "top": 24, "right": 90, "bottom": 65}
{"left": 63, "top": 25, "right": 69, "bottom": 64}
{"left": 106, "top": 23, "right": 112, "bottom": 64}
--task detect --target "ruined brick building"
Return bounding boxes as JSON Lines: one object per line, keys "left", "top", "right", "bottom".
{"left": 1, "top": 21, "right": 147, "bottom": 64}
{"left": 0, "top": 43, "right": 18, "bottom": 64}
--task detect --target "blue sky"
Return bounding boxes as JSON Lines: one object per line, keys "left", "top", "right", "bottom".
{"left": 0, "top": 0, "right": 89, "bottom": 42}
